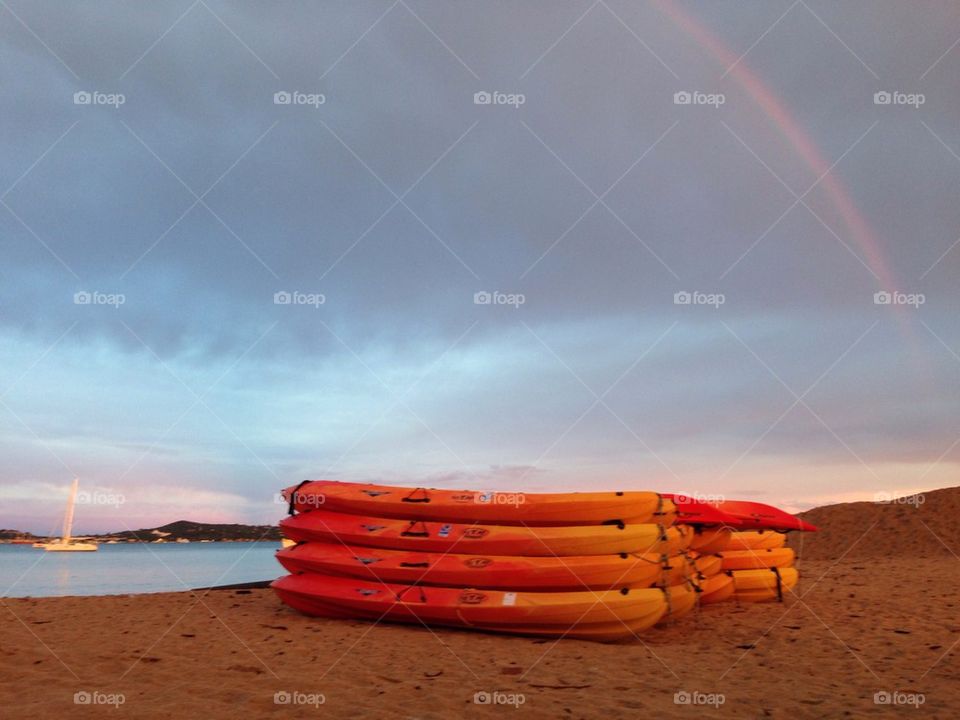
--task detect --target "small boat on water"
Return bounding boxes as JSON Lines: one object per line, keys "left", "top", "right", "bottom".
{"left": 42, "top": 479, "right": 98, "bottom": 552}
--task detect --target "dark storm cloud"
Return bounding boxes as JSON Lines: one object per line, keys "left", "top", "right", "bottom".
{"left": 2, "top": 1, "right": 959, "bottom": 530}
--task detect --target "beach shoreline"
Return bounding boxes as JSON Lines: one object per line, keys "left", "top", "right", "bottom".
{"left": 3, "top": 557, "right": 956, "bottom": 719}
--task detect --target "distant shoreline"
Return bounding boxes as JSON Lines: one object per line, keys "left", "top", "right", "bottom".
{"left": 1, "top": 520, "right": 282, "bottom": 545}
{"left": 0, "top": 538, "right": 280, "bottom": 545}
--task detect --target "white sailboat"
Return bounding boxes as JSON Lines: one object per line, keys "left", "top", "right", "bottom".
{"left": 43, "top": 478, "right": 98, "bottom": 552}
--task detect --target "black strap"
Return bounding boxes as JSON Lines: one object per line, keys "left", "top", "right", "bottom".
{"left": 400, "top": 520, "right": 430, "bottom": 537}
{"left": 401, "top": 487, "right": 431, "bottom": 503}
{"left": 773, "top": 566, "right": 783, "bottom": 602}
{"left": 399, "top": 561, "right": 430, "bottom": 568}
{"left": 395, "top": 584, "right": 427, "bottom": 603}
{"left": 287, "top": 480, "right": 311, "bottom": 516}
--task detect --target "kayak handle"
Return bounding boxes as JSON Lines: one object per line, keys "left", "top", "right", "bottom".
{"left": 402, "top": 488, "right": 431, "bottom": 503}
{"left": 399, "top": 561, "right": 430, "bottom": 568}
{"left": 401, "top": 521, "right": 430, "bottom": 538}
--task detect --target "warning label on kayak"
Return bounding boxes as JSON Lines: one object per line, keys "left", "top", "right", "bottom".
{"left": 502, "top": 592, "right": 517, "bottom": 606}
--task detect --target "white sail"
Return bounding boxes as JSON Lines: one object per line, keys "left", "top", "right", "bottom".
{"left": 62, "top": 477, "right": 78, "bottom": 543}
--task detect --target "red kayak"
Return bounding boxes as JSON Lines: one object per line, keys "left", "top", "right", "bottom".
{"left": 276, "top": 541, "right": 677, "bottom": 591}
{"left": 271, "top": 572, "right": 669, "bottom": 631}
{"left": 280, "top": 510, "right": 693, "bottom": 556}
{"left": 664, "top": 495, "right": 742, "bottom": 527}
{"left": 662, "top": 495, "right": 816, "bottom": 532}
{"left": 709, "top": 500, "right": 817, "bottom": 532}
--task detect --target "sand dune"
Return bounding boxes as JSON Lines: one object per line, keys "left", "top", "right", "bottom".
{"left": 789, "top": 486, "right": 960, "bottom": 561}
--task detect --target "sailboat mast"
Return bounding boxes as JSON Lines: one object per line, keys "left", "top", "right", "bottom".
{"left": 62, "top": 478, "right": 78, "bottom": 543}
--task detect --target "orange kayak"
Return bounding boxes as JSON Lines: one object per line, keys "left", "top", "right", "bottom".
{"left": 698, "top": 573, "right": 735, "bottom": 605}
{"left": 276, "top": 542, "right": 679, "bottom": 591}
{"left": 282, "top": 480, "right": 676, "bottom": 526}
{"left": 657, "top": 581, "right": 699, "bottom": 622}
{"left": 718, "top": 547, "right": 795, "bottom": 571}
{"left": 720, "top": 530, "right": 787, "bottom": 552}
{"left": 280, "top": 510, "right": 692, "bottom": 557}
{"left": 688, "top": 527, "right": 733, "bottom": 554}
{"left": 659, "top": 553, "right": 722, "bottom": 587}
{"left": 272, "top": 573, "right": 669, "bottom": 637}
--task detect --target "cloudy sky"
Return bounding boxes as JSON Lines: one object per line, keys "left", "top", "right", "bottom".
{"left": 1, "top": 1, "right": 958, "bottom": 533}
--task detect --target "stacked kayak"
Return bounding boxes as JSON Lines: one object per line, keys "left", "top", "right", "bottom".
{"left": 273, "top": 480, "right": 813, "bottom": 640}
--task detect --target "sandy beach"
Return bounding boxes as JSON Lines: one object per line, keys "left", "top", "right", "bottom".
{"left": 3, "top": 550, "right": 957, "bottom": 717}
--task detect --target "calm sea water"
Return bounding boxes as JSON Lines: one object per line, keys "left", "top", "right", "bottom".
{"left": 0, "top": 542, "right": 283, "bottom": 598}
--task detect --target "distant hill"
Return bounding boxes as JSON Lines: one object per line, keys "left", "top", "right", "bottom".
{"left": 0, "top": 529, "right": 40, "bottom": 541}
{"left": 101, "top": 520, "right": 281, "bottom": 543}
{"left": 788, "top": 486, "right": 960, "bottom": 560}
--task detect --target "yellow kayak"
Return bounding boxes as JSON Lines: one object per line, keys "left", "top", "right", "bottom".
{"left": 718, "top": 547, "right": 795, "bottom": 571}
{"left": 698, "top": 573, "right": 735, "bottom": 605}
{"left": 730, "top": 567, "right": 798, "bottom": 602}
{"left": 656, "top": 581, "right": 699, "bottom": 622}
{"left": 688, "top": 527, "right": 732, "bottom": 553}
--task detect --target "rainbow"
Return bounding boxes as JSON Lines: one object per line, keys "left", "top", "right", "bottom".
{"left": 654, "top": 0, "right": 900, "bottom": 293}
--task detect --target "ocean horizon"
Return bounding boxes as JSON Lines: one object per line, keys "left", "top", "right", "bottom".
{"left": 0, "top": 542, "right": 282, "bottom": 598}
